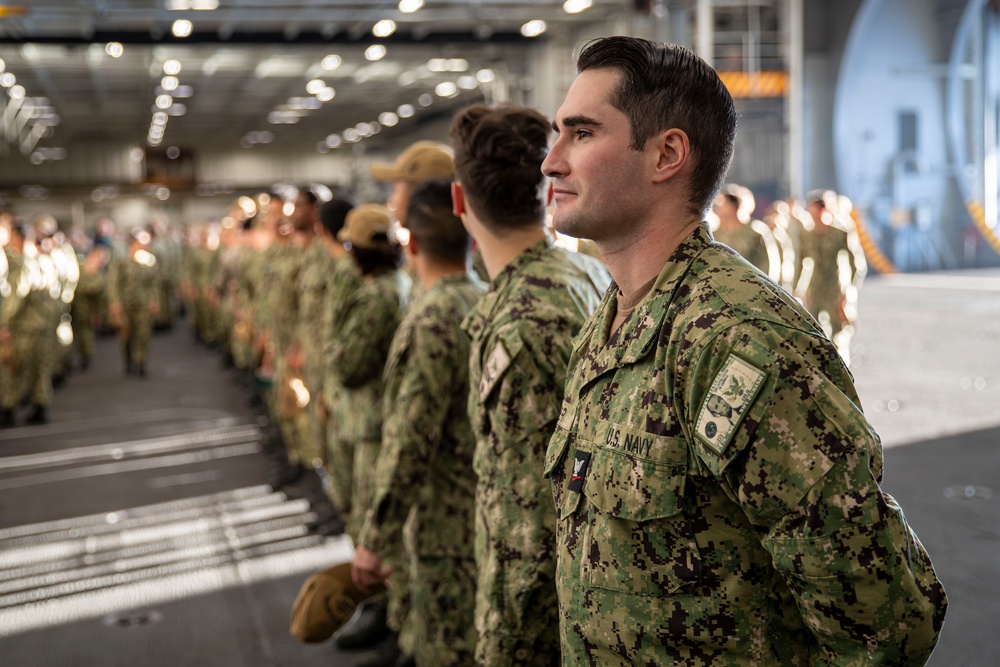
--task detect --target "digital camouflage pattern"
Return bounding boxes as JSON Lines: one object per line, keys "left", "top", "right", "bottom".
{"left": 545, "top": 223, "right": 946, "bottom": 666}
{"left": 713, "top": 220, "right": 776, "bottom": 278}
{"left": 328, "top": 267, "right": 411, "bottom": 535}
{"left": 800, "top": 222, "right": 859, "bottom": 335}
{"left": 462, "top": 238, "right": 609, "bottom": 666}
{"left": 357, "top": 272, "right": 485, "bottom": 667}
{"left": 107, "top": 249, "right": 159, "bottom": 367}
{"left": 320, "top": 254, "right": 363, "bottom": 517}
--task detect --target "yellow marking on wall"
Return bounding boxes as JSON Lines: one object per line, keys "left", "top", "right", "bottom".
{"left": 718, "top": 71, "right": 788, "bottom": 99}
{"left": 850, "top": 209, "right": 898, "bottom": 274}
{"left": 967, "top": 201, "right": 1000, "bottom": 256}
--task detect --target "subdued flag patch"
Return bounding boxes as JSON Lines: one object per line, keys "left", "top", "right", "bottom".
{"left": 695, "top": 354, "right": 766, "bottom": 455}
{"left": 479, "top": 340, "right": 511, "bottom": 401}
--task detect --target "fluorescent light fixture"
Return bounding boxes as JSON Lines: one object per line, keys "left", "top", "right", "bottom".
{"left": 161, "top": 76, "right": 179, "bottom": 91}
{"left": 521, "top": 20, "right": 547, "bottom": 37}
{"left": 173, "top": 85, "right": 194, "bottom": 98}
{"left": 316, "top": 87, "right": 335, "bottom": 102}
{"left": 365, "top": 45, "right": 387, "bottom": 61}
{"left": 418, "top": 93, "right": 432, "bottom": 107}
{"left": 563, "top": 0, "right": 593, "bottom": 14}
{"left": 321, "top": 54, "right": 341, "bottom": 70}
{"left": 172, "top": 19, "right": 194, "bottom": 38}
{"left": 8, "top": 85, "right": 25, "bottom": 100}
{"left": 435, "top": 81, "right": 458, "bottom": 97}
{"left": 305, "top": 79, "right": 325, "bottom": 95}
{"left": 325, "top": 134, "right": 342, "bottom": 148}
{"left": 476, "top": 68, "right": 496, "bottom": 83}
{"left": 155, "top": 94, "right": 173, "bottom": 109}
{"left": 399, "top": 0, "right": 424, "bottom": 13}
{"left": 457, "top": 75, "right": 478, "bottom": 90}
{"left": 105, "top": 42, "right": 124, "bottom": 58}
{"left": 397, "top": 104, "right": 414, "bottom": 118}
{"left": 1, "top": 73, "right": 16, "bottom": 87}
{"left": 163, "top": 59, "right": 182, "bottom": 75}
{"left": 378, "top": 112, "right": 399, "bottom": 127}
{"left": 372, "top": 20, "right": 396, "bottom": 38}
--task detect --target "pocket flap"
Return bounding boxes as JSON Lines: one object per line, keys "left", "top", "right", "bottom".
{"left": 583, "top": 446, "right": 686, "bottom": 523}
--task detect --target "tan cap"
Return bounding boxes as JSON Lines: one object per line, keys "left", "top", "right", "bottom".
{"left": 370, "top": 141, "right": 454, "bottom": 184}
{"left": 289, "top": 562, "right": 385, "bottom": 643}
{"left": 337, "top": 203, "right": 395, "bottom": 249}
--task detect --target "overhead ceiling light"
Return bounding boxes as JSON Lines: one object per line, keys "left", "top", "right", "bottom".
{"left": 365, "top": 45, "right": 387, "bottom": 61}
{"left": 397, "top": 104, "right": 414, "bottom": 118}
{"left": 563, "top": 0, "right": 593, "bottom": 13}
{"left": 166, "top": 146, "right": 181, "bottom": 159}
{"left": 378, "top": 112, "right": 399, "bottom": 127}
{"left": 167, "top": 103, "right": 187, "bottom": 116}
{"left": 427, "top": 59, "right": 446, "bottom": 72}
{"left": 399, "top": 0, "right": 423, "bottom": 13}
{"left": 172, "top": 20, "right": 194, "bottom": 38}
{"left": 130, "top": 147, "right": 145, "bottom": 162}
{"left": 521, "top": 20, "right": 547, "bottom": 37}
{"left": 152, "top": 111, "right": 169, "bottom": 124}
{"left": 342, "top": 128, "right": 360, "bottom": 143}
{"left": 105, "top": 42, "right": 124, "bottom": 58}
{"left": 435, "top": 81, "right": 458, "bottom": 97}
{"left": 173, "top": 85, "right": 194, "bottom": 98}
{"left": 316, "top": 87, "right": 335, "bottom": 102}
{"left": 457, "top": 75, "right": 478, "bottom": 90}
{"left": 1, "top": 72, "right": 15, "bottom": 87}
{"left": 418, "top": 93, "right": 432, "bottom": 107}
{"left": 155, "top": 94, "right": 173, "bottom": 109}
{"left": 163, "top": 59, "right": 182, "bottom": 75}
{"left": 372, "top": 20, "right": 396, "bottom": 38}
{"left": 476, "top": 69, "right": 496, "bottom": 83}
{"left": 325, "top": 134, "right": 342, "bottom": 148}
{"left": 161, "top": 75, "right": 179, "bottom": 91}
{"left": 166, "top": 0, "right": 219, "bottom": 8}
{"left": 8, "top": 85, "right": 25, "bottom": 100}
{"left": 447, "top": 58, "right": 468, "bottom": 72}
{"left": 321, "top": 54, "right": 341, "bottom": 70}
{"left": 0, "top": 58, "right": 5, "bottom": 73}
{"left": 305, "top": 79, "right": 326, "bottom": 95}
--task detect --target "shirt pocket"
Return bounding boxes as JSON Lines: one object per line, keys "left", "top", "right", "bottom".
{"left": 544, "top": 426, "right": 583, "bottom": 521}
{"left": 582, "top": 444, "right": 702, "bottom": 596}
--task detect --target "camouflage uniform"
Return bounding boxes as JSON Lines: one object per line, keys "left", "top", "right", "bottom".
{"left": 107, "top": 249, "right": 159, "bottom": 369}
{"left": 800, "top": 222, "right": 859, "bottom": 338}
{"left": 462, "top": 238, "right": 610, "bottom": 666}
{"left": 713, "top": 220, "right": 778, "bottom": 279}
{"left": 328, "top": 267, "right": 411, "bottom": 537}
{"left": 320, "top": 254, "right": 363, "bottom": 516}
{"left": 357, "top": 272, "right": 486, "bottom": 667}
{"left": 71, "top": 249, "right": 108, "bottom": 367}
{"left": 296, "top": 240, "right": 335, "bottom": 466}
{"left": 545, "top": 224, "right": 946, "bottom": 665}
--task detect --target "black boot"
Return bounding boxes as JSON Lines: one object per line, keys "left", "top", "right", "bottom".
{"left": 334, "top": 599, "right": 389, "bottom": 650}
{"left": 26, "top": 405, "right": 51, "bottom": 425}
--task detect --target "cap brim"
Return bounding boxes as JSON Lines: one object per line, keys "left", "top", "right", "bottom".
{"left": 370, "top": 163, "right": 398, "bottom": 181}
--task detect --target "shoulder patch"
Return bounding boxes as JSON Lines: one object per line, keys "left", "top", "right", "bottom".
{"left": 479, "top": 340, "right": 512, "bottom": 401}
{"left": 695, "top": 354, "right": 766, "bottom": 455}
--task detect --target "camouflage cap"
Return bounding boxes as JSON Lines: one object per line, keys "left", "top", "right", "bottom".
{"left": 338, "top": 203, "right": 396, "bottom": 249}
{"left": 289, "top": 562, "right": 385, "bottom": 643}
{"left": 370, "top": 140, "right": 454, "bottom": 184}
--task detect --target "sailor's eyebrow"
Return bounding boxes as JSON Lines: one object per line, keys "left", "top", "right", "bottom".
{"left": 551, "top": 115, "right": 601, "bottom": 133}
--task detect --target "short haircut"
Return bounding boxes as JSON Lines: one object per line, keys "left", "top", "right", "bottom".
{"left": 449, "top": 102, "right": 550, "bottom": 230}
{"left": 576, "top": 36, "right": 737, "bottom": 217}
{"left": 319, "top": 197, "right": 356, "bottom": 238}
{"left": 298, "top": 189, "right": 319, "bottom": 206}
{"left": 405, "top": 178, "right": 470, "bottom": 265}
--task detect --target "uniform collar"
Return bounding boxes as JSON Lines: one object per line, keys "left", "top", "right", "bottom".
{"left": 462, "top": 237, "right": 553, "bottom": 338}
{"left": 572, "top": 223, "right": 712, "bottom": 383}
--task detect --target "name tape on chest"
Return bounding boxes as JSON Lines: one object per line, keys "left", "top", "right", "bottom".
{"left": 479, "top": 340, "right": 511, "bottom": 401}
{"left": 695, "top": 354, "right": 766, "bottom": 455}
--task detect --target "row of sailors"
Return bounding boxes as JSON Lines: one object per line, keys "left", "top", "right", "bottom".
{"left": 175, "top": 119, "right": 875, "bottom": 667}
{"left": 0, "top": 213, "right": 185, "bottom": 426}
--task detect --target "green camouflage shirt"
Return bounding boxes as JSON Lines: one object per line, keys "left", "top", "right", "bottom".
{"left": 320, "top": 254, "right": 363, "bottom": 412}
{"left": 545, "top": 223, "right": 946, "bottom": 666}
{"left": 329, "top": 267, "right": 411, "bottom": 443}
{"left": 296, "top": 240, "right": 334, "bottom": 388}
{"left": 359, "top": 272, "right": 486, "bottom": 559}
{"left": 462, "top": 237, "right": 610, "bottom": 665}
{"left": 107, "top": 251, "right": 159, "bottom": 313}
